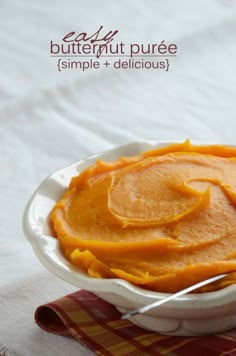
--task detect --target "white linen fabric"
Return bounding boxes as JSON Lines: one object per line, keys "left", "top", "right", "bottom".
{"left": 1, "top": 0, "right": 236, "bottom": 354}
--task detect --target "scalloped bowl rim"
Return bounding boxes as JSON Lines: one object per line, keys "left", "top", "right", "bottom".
{"left": 23, "top": 140, "right": 236, "bottom": 311}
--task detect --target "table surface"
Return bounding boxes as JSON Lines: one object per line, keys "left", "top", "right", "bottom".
{"left": 1, "top": 1, "right": 236, "bottom": 355}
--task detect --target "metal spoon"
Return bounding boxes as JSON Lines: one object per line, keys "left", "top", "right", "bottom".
{"left": 121, "top": 273, "right": 227, "bottom": 320}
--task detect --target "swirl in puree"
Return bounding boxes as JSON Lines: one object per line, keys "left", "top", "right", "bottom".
{"left": 51, "top": 141, "right": 236, "bottom": 292}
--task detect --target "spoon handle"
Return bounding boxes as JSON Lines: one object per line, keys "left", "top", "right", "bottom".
{"left": 121, "top": 273, "right": 228, "bottom": 320}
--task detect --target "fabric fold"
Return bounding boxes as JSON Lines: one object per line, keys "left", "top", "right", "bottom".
{"left": 35, "top": 290, "right": 236, "bottom": 356}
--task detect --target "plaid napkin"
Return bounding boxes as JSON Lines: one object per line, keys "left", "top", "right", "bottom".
{"left": 35, "top": 290, "right": 236, "bottom": 356}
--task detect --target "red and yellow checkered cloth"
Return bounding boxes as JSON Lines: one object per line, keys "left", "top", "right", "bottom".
{"left": 35, "top": 290, "right": 236, "bottom": 356}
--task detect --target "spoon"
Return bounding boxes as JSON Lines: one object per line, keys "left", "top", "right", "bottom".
{"left": 121, "top": 273, "right": 227, "bottom": 320}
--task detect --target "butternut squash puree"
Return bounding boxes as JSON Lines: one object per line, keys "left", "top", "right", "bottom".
{"left": 51, "top": 140, "right": 236, "bottom": 292}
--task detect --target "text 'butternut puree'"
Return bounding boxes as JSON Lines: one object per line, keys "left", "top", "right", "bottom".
{"left": 51, "top": 141, "right": 236, "bottom": 292}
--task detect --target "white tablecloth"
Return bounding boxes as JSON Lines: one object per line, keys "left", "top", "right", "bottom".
{"left": 1, "top": 1, "right": 236, "bottom": 355}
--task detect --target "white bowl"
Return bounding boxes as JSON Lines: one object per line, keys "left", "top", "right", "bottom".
{"left": 23, "top": 141, "right": 236, "bottom": 336}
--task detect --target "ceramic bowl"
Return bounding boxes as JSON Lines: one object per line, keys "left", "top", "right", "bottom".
{"left": 23, "top": 141, "right": 236, "bottom": 336}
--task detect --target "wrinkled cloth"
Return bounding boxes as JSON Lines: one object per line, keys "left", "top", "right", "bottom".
{"left": 35, "top": 289, "right": 236, "bottom": 356}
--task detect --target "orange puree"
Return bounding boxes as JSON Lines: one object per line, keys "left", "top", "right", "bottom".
{"left": 51, "top": 140, "right": 236, "bottom": 292}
